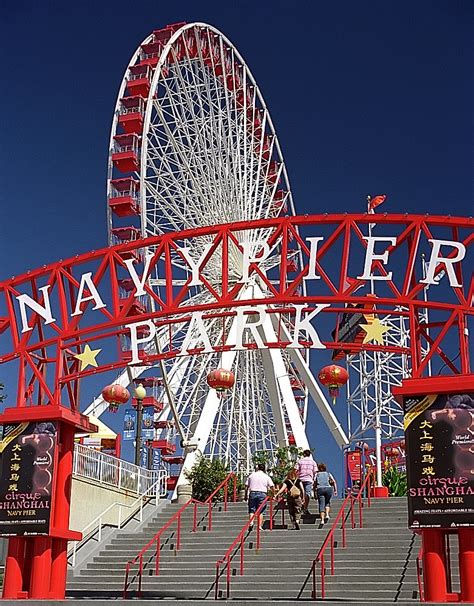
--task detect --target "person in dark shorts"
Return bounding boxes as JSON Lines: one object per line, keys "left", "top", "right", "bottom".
{"left": 296, "top": 449, "right": 318, "bottom": 514}
{"left": 245, "top": 464, "right": 274, "bottom": 530}
{"left": 314, "top": 462, "right": 337, "bottom": 528}
{"left": 274, "top": 469, "right": 305, "bottom": 530}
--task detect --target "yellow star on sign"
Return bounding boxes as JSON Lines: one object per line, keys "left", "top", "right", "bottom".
{"left": 74, "top": 344, "right": 102, "bottom": 371}
{"left": 361, "top": 318, "right": 390, "bottom": 345}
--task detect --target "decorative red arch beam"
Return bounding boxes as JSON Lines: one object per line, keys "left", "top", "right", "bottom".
{"left": 0, "top": 214, "right": 471, "bottom": 410}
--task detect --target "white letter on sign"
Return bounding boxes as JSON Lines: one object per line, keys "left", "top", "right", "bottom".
{"left": 240, "top": 240, "right": 271, "bottom": 283}
{"left": 420, "top": 239, "right": 466, "bottom": 288}
{"left": 71, "top": 272, "right": 107, "bottom": 316}
{"left": 17, "top": 286, "right": 56, "bottom": 333}
{"left": 304, "top": 237, "right": 324, "bottom": 280}
{"left": 179, "top": 311, "right": 214, "bottom": 355}
{"left": 179, "top": 243, "right": 214, "bottom": 287}
{"left": 288, "top": 304, "right": 329, "bottom": 348}
{"left": 126, "top": 319, "right": 156, "bottom": 364}
{"left": 234, "top": 306, "right": 268, "bottom": 349}
{"left": 124, "top": 253, "right": 154, "bottom": 297}
{"left": 358, "top": 237, "right": 396, "bottom": 281}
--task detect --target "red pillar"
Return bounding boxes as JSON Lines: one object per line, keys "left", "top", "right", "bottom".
{"left": 458, "top": 528, "right": 474, "bottom": 602}
{"left": 2, "top": 537, "right": 26, "bottom": 598}
{"left": 422, "top": 530, "right": 448, "bottom": 602}
{"left": 29, "top": 537, "right": 52, "bottom": 598}
{"left": 49, "top": 539, "right": 68, "bottom": 599}
{"left": 48, "top": 423, "right": 76, "bottom": 599}
{"left": 53, "top": 423, "right": 75, "bottom": 529}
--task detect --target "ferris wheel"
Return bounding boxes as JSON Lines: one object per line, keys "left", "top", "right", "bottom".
{"left": 83, "top": 22, "right": 338, "bottom": 481}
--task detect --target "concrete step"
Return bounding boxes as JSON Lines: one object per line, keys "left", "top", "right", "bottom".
{"left": 67, "top": 497, "right": 422, "bottom": 602}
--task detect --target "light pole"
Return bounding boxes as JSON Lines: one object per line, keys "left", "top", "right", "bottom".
{"left": 134, "top": 383, "right": 147, "bottom": 467}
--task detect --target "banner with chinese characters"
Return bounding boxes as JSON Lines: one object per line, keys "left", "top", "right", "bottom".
{"left": 0, "top": 421, "right": 57, "bottom": 535}
{"left": 404, "top": 392, "right": 474, "bottom": 529}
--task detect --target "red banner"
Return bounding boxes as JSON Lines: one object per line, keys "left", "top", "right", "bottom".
{"left": 347, "top": 450, "right": 362, "bottom": 482}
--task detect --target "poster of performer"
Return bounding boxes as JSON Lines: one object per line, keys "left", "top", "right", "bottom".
{"left": 0, "top": 421, "right": 57, "bottom": 535}
{"left": 404, "top": 392, "right": 474, "bottom": 529}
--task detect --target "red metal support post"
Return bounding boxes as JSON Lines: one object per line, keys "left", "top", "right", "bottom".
{"left": 458, "top": 528, "right": 474, "bottom": 602}
{"left": 422, "top": 530, "right": 448, "bottom": 602}
{"left": 29, "top": 537, "right": 52, "bottom": 598}
{"left": 2, "top": 538, "right": 26, "bottom": 599}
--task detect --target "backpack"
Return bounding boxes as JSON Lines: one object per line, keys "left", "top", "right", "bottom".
{"left": 289, "top": 481, "right": 301, "bottom": 498}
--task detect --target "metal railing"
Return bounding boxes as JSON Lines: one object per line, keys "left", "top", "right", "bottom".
{"left": 69, "top": 471, "right": 167, "bottom": 567}
{"left": 214, "top": 495, "right": 285, "bottom": 599}
{"left": 123, "top": 473, "right": 237, "bottom": 598}
{"left": 73, "top": 442, "right": 162, "bottom": 496}
{"left": 310, "top": 472, "right": 372, "bottom": 599}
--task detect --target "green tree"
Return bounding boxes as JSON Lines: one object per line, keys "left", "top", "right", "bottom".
{"left": 185, "top": 455, "right": 230, "bottom": 502}
{"left": 252, "top": 446, "right": 305, "bottom": 486}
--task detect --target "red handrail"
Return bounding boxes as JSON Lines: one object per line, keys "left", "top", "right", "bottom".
{"left": 214, "top": 496, "right": 286, "bottom": 599}
{"left": 311, "top": 471, "right": 372, "bottom": 600}
{"left": 123, "top": 472, "right": 236, "bottom": 598}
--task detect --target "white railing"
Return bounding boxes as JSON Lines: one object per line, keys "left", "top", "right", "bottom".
{"left": 73, "top": 443, "right": 164, "bottom": 496}
{"left": 69, "top": 473, "right": 167, "bottom": 568}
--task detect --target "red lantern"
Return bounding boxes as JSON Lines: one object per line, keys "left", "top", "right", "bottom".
{"left": 206, "top": 368, "right": 235, "bottom": 393}
{"left": 385, "top": 447, "right": 398, "bottom": 458}
{"left": 102, "top": 384, "right": 130, "bottom": 413}
{"left": 318, "top": 364, "right": 349, "bottom": 404}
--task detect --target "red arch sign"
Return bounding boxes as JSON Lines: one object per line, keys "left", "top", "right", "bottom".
{"left": 0, "top": 214, "right": 471, "bottom": 411}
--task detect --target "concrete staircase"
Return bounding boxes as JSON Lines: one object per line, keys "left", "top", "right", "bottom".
{"left": 67, "top": 497, "right": 427, "bottom": 602}
{"left": 316, "top": 497, "right": 420, "bottom": 602}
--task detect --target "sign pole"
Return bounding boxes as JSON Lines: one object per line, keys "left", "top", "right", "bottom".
{"left": 422, "top": 530, "right": 448, "bottom": 601}
{"left": 459, "top": 528, "right": 474, "bottom": 602}
{"left": 393, "top": 376, "right": 474, "bottom": 604}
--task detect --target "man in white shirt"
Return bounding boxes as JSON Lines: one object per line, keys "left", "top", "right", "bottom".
{"left": 245, "top": 464, "right": 274, "bottom": 530}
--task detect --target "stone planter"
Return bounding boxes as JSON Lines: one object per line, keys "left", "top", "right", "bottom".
{"left": 176, "top": 483, "right": 193, "bottom": 504}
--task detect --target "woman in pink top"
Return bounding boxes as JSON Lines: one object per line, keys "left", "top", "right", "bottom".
{"left": 245, "top": 464, "right": 274, "bottom": 530}
{"left": 296, "top": 450, "right": 318, "bottom": 514}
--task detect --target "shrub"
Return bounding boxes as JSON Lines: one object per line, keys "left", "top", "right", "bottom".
{"left": 382, "top": 465, "right": 407, "bottom": 496}
{"left": 185, "top": 455, "right": 230, "bottom": 502}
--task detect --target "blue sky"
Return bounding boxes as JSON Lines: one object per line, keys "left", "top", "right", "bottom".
{"left": 0, "top": 1, "right": 472, "bottom": 479}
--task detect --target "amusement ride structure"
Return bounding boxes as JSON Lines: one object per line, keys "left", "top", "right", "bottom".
{"left": 0, "top": 22, "right": 471, "bottom": 490}
{"left": 86, "top": 21, "right": 324, "bottom": 484}
{"left": 0, "top": 21, "right": 472, "bottom": 601}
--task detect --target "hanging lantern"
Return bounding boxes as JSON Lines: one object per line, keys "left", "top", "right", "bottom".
{"left": 206, "top": 368, "right": 235, "bottom": 393}
{"left": 318, "top": 364, "right": 349, "bottom": 404}
{"left": 102, "top": 384, "right": 130, "bottom": 413}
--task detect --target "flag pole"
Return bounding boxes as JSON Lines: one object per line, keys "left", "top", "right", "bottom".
{"left": 366, "top": 194, "right": 382, "bottom": 489}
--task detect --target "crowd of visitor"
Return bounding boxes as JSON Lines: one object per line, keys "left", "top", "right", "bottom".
{"left": 245, "top": 449, "right": 337, "bottom": 531}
